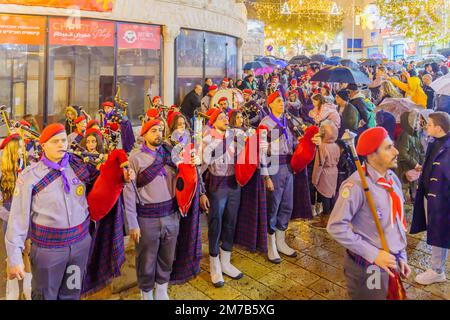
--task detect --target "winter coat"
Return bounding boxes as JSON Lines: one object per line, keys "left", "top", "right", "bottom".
{"left": 338, "top": 102, "right": 359, "bottom": 138}
{"left": 375, "top": 110, "right": 396, "bottom": 140}
{"left": 410, "top": 134, "right": 450, "bottom": 248}
{"left": 390, "top": 76, "right": 427, "bottom": 108}
{"left": 180, "top": 89, "right": 202, "bottom": 119}
{"left": 309, "top": 103, "right": 341, "bottom": 129}
{"left": 395, "top": 111, "right": 424, "bottom": 184}
{"left": 349, "top": 93, "right": 376, "bottom": 130}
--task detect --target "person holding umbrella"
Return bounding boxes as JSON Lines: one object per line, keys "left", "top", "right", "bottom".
{"left": 327, "top": 127, "right": 411, "bottom": 300}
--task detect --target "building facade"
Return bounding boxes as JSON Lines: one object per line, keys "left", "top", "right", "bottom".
{"left": 0, "top": 0, "right": 247, "bottom": 127}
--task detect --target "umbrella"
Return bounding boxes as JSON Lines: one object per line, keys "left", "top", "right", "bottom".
{"left": 383, "top": 61, "right": 403, "bottom": 72}
{"left": 361, "top": 59, "right": 381, "bottom": 67}
{"left": 289, "top": 55, "right": 310, "bottom": 65}
{"left": 377, "top": 98, "right": 424, "bottom": 122}
{"left": 243, "top": 61, "right": 267, "bottom": 70}
{"left": 310, "top": 54, "right": 327, "bottom": 63}
{"left": 310, "top": 66, "right": 370, "bottom": 84}
{"left": 437, "top": 48, "right": 450, "bottom": 58}
{"left": 340, "top": 59, "right": 359, "bottom": 70}
{"left": 369, "top": 53, "right": 387, "bottom": 60}
{"left": 256, "top": 56, "right": 278, "bottom": 67}
{"left": 254, "top": 65, "right": 274, "bottom": 76}
{"left": 275, "top": 59, "right": 288, "bottom": 68}
{"left": 430, "top": 73, "right": 450, "bottom": 96}
{"left": 422, "top": 54, "right": 447, "bottom": 62}
{"left": 324, "top": 56, "right": 342, "bottom": 66}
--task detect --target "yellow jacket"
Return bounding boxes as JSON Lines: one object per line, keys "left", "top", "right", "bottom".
{"left": 389, "top": 76, "right": 427, "bottom": 108}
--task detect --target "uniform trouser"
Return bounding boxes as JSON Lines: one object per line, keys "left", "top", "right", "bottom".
{"left": 267, "top": 164, "right": 294, "bottom": 234}
{"left": 136, "top": 213, "right": 180, "bottom": 292}
{"left": 343, "top": 252, "right": 389, "bottom": 300}
{"left": 30, "top": 234, "right": 92, "bottom": 300}
{"left": 208, "top": 185, "right": 241, "bottom": 257}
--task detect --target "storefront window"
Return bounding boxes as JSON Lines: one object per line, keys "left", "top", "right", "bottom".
{"left": 226, "top": 36, "right": 237, "bottom": 81}
{"left": 175, "top": 29, "right": 204, "bottom": 105}
{"left": 47, "top": 17, "right": 115, "bottom": 123}
{"left": 0, "top": 14, "right": 46, "bottom": 134}
{"left": 205, "top": 33, "right": 226, "bottom": 84}
{"left": 117, "top": 23, "right": 161, "bottom": 126}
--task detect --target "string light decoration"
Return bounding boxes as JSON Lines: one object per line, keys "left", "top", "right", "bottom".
{"left": 248, "top": 0, "right": 344, "bottom": 53}
{"left": 376, "top": 0, "right": 450, "bottom": 46}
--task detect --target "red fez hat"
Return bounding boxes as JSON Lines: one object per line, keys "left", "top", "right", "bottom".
{"left": 87, "top": 119, "right": 99, "bottom": 129}
{"left": 167, "top": 110, "right": 181, "bottom": 128}
{"left": 218, "top": 97, "right": 228, "bottom": 104}
{"left": 267, "top": 91, "right": 281, "bottom": 105}
{"left": 85, "top": 128, "right": 103, "bottom": 138}
{"left": 222, "top": 77, "right": 229, "bottom": 83}
{"left": 243, "top": 89, "right": 252, "bottom": 95}
{"left": 0, "top": 133, "right": 20, "bottom": 150}
{"left": 356, "top": 127, "right": 389, "bottom": 156}
{"left": 102, "top": 101, "right": 114, "bottom": 108}
{"left": 40, "top": 123, "right": 66, "bottom": 144}
{"left": 208, "top": 108, "right": 222, "bottom": 127}
{"left": 209, "top": 85, "right": 218, "bottom": 91}
{"left": 146, "top": 108, "right": 160, "bottom": 118}
{"left": 152, "top": 96, "right": 161, "bottom": 103}
{"left": 74, "top": 115, "right": 86, "bottom": 124}
{"left": 19, "top": 120, "right": 31, "bottom": 128}
{"left": 140, "top": 119, "right": 162, "bottom": 136}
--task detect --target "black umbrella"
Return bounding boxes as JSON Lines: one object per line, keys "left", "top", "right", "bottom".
{"left": 289, "top": 55, "right": 310, "bottom": 65}
{"left": 310, "top": 54, "right": 327, "bottom": 63}
{"left": 361, "top": 59, "right": 381, "bottom": 67}
{"left": 310, "top": 66, "right": 371, "bottom": 84}
{"left": 340, "top": 59, "right": 359, "bottom": 70}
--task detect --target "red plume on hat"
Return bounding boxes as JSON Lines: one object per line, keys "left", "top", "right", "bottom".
{"left": 291, "top": 125, "right": 319, "bottom": 173}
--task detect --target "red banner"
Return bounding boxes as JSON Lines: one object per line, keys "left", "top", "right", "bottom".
{"left": 49, "top": 17, "right": 114, "bottom": 46}
{"left": 0, "top": 0, "right": 113, "bottom": 12}
{"left": 0, "top": 14, "right": 46, "bottom": 45}
{"left": 118, "top": 23, "right": 161, "bottom": 50}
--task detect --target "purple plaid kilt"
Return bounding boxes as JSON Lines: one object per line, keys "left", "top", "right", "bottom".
{"left": 30, "top": 218, "right": 90, "bottom": 249}
{"left": 291, "top": 167, "right": 313, "bottom": 220}
{"left": 170, "top": 183, "right": 202, "bottom": 284}
{"left": 82, "top": 196, "right": 125, "bottom": 296}
{"left": 137, "top": 198, "right": 178, "bottom": 218}
{"left": 234, "top": 169, "right": 268, "bottom": 253}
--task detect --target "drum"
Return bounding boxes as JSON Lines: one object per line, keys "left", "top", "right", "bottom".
{"left": 210, "top": 88, "right": 245, "bottom": 109}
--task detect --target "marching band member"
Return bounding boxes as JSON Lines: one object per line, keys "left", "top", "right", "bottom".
{"left": 68, "top": 115, "right": 87, "bottom": 145}
{"left": 201, "top": 85, "right": 218, "bottom": 113}
{"left": 6, "top": 124, "right": 99, "bottom": 300}
{"left": 220, "top": 78, "right": 230, "bottom": 91}
{"left": 86, "top": 119, "right": 100, "bottom": 131}
{"left": 124, "top": 120, "right": 179, "bottom": 300}
{"left": 217, "top": 97, "right": 231, "bottom": 113}
{"left": 202, "top": 108, "right": 243, "bottom": 287}
{"left": 64, "top": 106, "right": 79, "bottom": 135}
{"left": 151, "top": 96, "right": 162, "bottom": 108}
{"left": 242, "top": 89, "right": 264, "bottom": 128}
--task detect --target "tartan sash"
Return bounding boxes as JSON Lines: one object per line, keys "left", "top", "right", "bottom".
{"left": 74, "top": 134, "right": 83, "bottom": 144}
{"left": 136, "top": 198, "right": 178, "bottom": 218}
{"left": 136, "top": 144, "right": 175, "bottom": 189}
{"left": 30, "top": 218, "right": 90, "bottom": 248}
{"left": 32, "top": 154, "right": 92, "bottom": 197}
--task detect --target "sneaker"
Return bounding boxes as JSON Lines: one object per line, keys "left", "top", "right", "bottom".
{"left": 415, "top": 269, "right": 447, "bottom": 285}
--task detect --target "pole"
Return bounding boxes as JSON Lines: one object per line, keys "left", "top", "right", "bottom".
{"left": 351, "top": 0, "right": 355, "bottom": 60}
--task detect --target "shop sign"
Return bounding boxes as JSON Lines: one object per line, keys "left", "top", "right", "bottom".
{"left": 49, "top": 17, "right": 114, "bottom": 47}
{"left": 0, "top": 0, "right": 113, "bottom": 12}
{"left": 406, "top": 42, "right": 416, "bottom": 55}
{"left": 118, "top": 23, "right": 161, "bottom": 50}
{"left": 0, "top": 14, "right": 46, "bottom": 45}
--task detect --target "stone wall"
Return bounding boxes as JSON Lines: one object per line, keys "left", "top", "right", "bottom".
{"left": 243, "top": 19, "right": 265, "bottom": 66}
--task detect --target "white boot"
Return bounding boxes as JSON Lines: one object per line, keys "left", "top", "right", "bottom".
{"left": 220, "top": 248, "right": 243, "bottom": 280}
{"left": 415, "top": 269, "right": 447, "bottom": 285}
{"left": 23, "top": 272, "right": 32, "bottom": 300}
{"left": 140, "top": 289, "right": 154, "bottom": 300}
{"left": 267, "top": 233, "right": 281, "bottom": 264}
{"left": 209, "top": 255, "right": 224, "bottom": 287}
{"left": 154, "top": 283, "right": 170, "bottom": 300}
{"left": 275, "top": 229, "right": 297, "bottom": 257}
{"left": 6, "top": 278, "right": 20, "bottom": 300}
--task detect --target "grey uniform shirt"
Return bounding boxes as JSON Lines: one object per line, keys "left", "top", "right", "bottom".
{"left": 327, "top": 163, "right": 408, "bottom": 264}
{"left": 123, "top": 148, "right": 176, "bottom": 230}
{"left": 201, "top": 129, "right": 237, "bottom": 177}
{"left": 5, "top": 160, "right": 90, "bottom": 267}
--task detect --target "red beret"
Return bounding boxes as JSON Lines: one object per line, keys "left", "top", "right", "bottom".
{"left": 167, "top": 110, "right": 181, "bottom": 128}
{"left": 356, "top": 127, "right": 389, "bottom": 156}
{"left": 222, "top": 77, "right": 229, "bottom": 83}
{"left": 290, "top": 79, "right": 297, "bottom": 85}
{"left": 85, "top": 128, "right": 102, "bottom": 138}
{"left": 208, "top": 108, "right": 223, "bottom": 127}
{"left": 218, "top": 97, "right": 228, "bottom": 104}
{"left": 87, "top": 119, "right": 99, "bottom": 129}
{"left": 209, "top": 85, "right": 218, "bottom": 91}
{"left": 140, "top": 119, "right": 162, "bottom": 136}
{"left": 74, "top": 115, "right": 86, "bottom": 124}
{"left": 102, "top": 101, "right": 114, "bottom": 108}
{"left": 40, "top": 123, "right": 66, "bottom": 144}
{"left": 146, "top": 108, "right": 160, "bottom": 119}
{"left": 243, "top": 89, "right": 252, "bottom": 95}
{"left": 0, "top": 133, "right": 20, "bottom": 150}
{"left": 152, "top": 96, "right": 161, "bottom": 103}
{"left": 267, "top": 91, "right": 281, "bottom": 105}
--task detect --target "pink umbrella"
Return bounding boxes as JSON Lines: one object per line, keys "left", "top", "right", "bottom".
{"left": 377, "top": 98, "right": 423, "bottom": 122}
{"left": 254, "top": 66, "right": 274, "bottom": 75}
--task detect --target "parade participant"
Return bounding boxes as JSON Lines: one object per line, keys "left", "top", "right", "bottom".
{"left": 217, "top": 97, "right": 231, "bottom": 113}
{"left": 201, "top": 85, "right": 218, "bottom": 113}
{"left": 260, "top": 91, "right": 299, "bottom": 263}
{"left": 202, "top": 108, "right": 243, "bottom": 287}
{"left": 220, "top": 77, "right": 230, "bottom": 90}
{"left": 286, "top": 90, "right": 302, "bottom": 117}
{"left": 64, "top": 106, "right": 79, "bottom": 135}
{"left": 68, "top": 115, "right": 87, "bottom": 145}
{"left": 23, "top": 114, "right": 41, "bottom": 134}
{"left": 0, "top": 134, "right": 32, "bottom": 300}
{"left": 124, "top": 119, "right": 179, "bottom": 300}
{"left": 411, "top": 112, "right": 450, "bottom": 285}
{"left": 86, "top": 119, "right": 100, "bottom": 131}
{"left": 266, "top": 76, "right": 286, "bottom": 100}
{"left": 327, "top": 127, "right": 411, "bottom": 300}
{"left": 6, "top": 123, "right": 100, "bottom": 300}
{"left": 311, "top": 121, "right": 340, "bottom": 228}
{"left": 145, "top": 108, "right": 161, "bottom": 122}
{"left": 242, "top": 89, "right": 264, "bottom": 128}
{"left": 151, "top": 96, "right": 162, "bottom": 108}
{"left": 81, "top": 128, "right": 105, "bottom": 155}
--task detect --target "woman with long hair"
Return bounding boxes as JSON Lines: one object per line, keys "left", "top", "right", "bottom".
{"left": 0, "top": 134, "right": 32, "bottom": 300}
{"left": 309, "top": 93, "right": 341, "bottom": 129}
{"left": 377, "top": 80, "right": 402, "bottom": 104}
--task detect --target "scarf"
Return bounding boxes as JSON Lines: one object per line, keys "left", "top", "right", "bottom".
{"left": 269, "top": 112, "right": 289, "bottom": 141}
{"left": 41, "top": 153, "right": 71, "bottom": 194}
{"left": 141, "top": 143, "right": 167, "bottom": 177}
{"left": 376, "top": 177, "right": 407, "bottom": 232}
